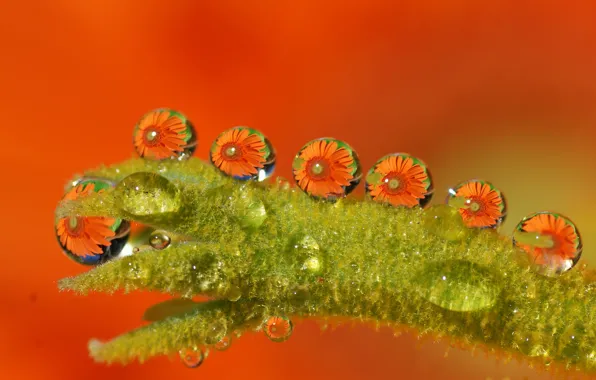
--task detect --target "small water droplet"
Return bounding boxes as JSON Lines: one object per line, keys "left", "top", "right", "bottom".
{"left": 303, "top": 257, "right": 321, "bottom": 273}
{"left": 446, "top": 179, "right": 507, "bottom": 229}
{"left": 237, "top": 198, "right": 267, "bottom": 230}
{"left": 214, "top": 336, "right": 232, "bottom": 351}
{"left": 115, "top": 172, "right": 181, "bottom": 216}
{"left": 513, "top": 211, "right": 582, "bottom": 276}
{"left": 210, "top": 127, "right": 276, "bottom": 181}
{"left": 179, "top": 347, "right": 204, "bottom": 368}
{"left": 226, "top": 285, "right": 242, "bottom": 302}
{"left": 422, "top": 204, "right": 468, "bottom": 241}
{"left": 365, "top": 153, "right": 433, "bottom": 208}
{"left": 134, "top": 108, "right": 197, "bottom": 161}
{"left": 263, "top": 316, "right": 293, "bottom": 342}
{"left": 205, "top": 322, "right": 227, "bottom": 345}
{"left": 292, "top": 138, "right": 361, "bottom": 200}
{"left": 149, "top": 230, "right": 171, "bottom": 250}
{"left": 415, "top": 260, "right": 501, "bottom": 312}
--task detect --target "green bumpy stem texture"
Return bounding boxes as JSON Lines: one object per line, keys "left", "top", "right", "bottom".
{"left": 57, "top": 158, "right": 596, "bottom": 373}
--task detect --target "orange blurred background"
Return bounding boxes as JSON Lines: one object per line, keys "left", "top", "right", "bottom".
{"left": 1, "top": 1, "right": 596, "bottom": 379}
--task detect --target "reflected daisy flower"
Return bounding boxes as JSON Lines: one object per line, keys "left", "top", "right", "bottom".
{"left": 448, "top": 180, "right": 506, "bottom": 228}
{"left": 134, "top": 109, "right": 196, "bottom": 160}
{"left": 366, "top": 153, "right": 433, "bottom": 208}
{"left": 210, "top": 127, "right": 275, "bottom": 180}
{"left": 292, "top": 138, "right": 361, "bottom": 199}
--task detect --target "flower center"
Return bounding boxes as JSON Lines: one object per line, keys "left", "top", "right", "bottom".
{"left": 66, "top": 217, "right": 85, "bottom": 237}
{"left": 143, "top": 128, "right": 161, "bottom": 146}
{"left": 307, "top": 158, "right": 329, "bottom": 179}
{"left": 466, "top": 198, "right": 483, "bottom": 213}
{"left": 222, "top": 143, "right": 239, "bottom": 160}
{"left": 382, "top": 173, "right": 404, "bottom": 195}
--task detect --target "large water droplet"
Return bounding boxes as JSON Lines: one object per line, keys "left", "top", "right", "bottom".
{"left": 179, "top": 347, "right": 204, "bottom": 368}
{"left": 415, "top": 260, "right": 501, "bottom": 312}
{"left": 134, "top": 108, "right": 197, "bottom": 161}
{"left": 263, "top": 316, "right": 293, "bottom": 343}
{"left": 446, "top": 179, "right": 507, "bottom": 229}
{"left": 237, "top": 198, "right": 267, "bottom": 229}
{"left": 115, "top": 172, "right": 181, "bottom": 216}
{"left": 513, "top": 211, "right": 582, "bottom": 276}
{"left": 422, "top": 205, "right": 468, "bottom": 241}
{"left": 210, "top": 127, "right": 276, "bottom": 181}
{"left": 149, "top": 230, "right": 171, "bottom": 250}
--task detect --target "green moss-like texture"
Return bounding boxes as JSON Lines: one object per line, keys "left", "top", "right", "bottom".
{"left": 57, "top": 158, "right": 596, "bottom": 373}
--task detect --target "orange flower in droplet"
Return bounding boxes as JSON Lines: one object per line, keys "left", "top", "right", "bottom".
{"left": 265, "top": 316, "right": 292, "bottom": 341}
{"left": 519, "top": 213, "right": 580, "bottom": 264}
{"left": 294, "top": 140, "right": 355, "bottom": 198}
{"left": 455, "top": 181, "right": 504, "bottom": 228}
{"left": 55, "top": 183, "right": 116, "bottom": 257}
{"left": 134, "top": 110, "right": 188, "bottom": 159}
{"left": 211, "top": 128, "right": 267, "bottom": 177}
{"left": 368, "top": 155, "right": 430, "bottom": 207}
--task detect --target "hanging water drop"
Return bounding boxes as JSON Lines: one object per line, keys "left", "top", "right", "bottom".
{"left": 133, "top": 108, "right": 197, "bottom": 160}
{"left": 115, "top": 172, "right": 181, "bottom": 216}
{"left": 55, "top": 178, "right": 130, "bottom": 265}
{"left": 149, "top": 230, "right": 171, "bottom": 250}
{"left": 214, "top": 336, "right": 232, "bottom": 351}
{"left": 263, "top": 316, "right": 293, "bottom": 343}
{"left": 179, "top": 347, "right": 204, "bottom": 368}
{"left": 204, "top": 321, "right": 227, "bottom": 345}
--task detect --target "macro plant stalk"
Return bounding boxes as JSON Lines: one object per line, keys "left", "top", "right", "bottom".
{"left": 57, "top": 158, "right": 596, "bottom": 373}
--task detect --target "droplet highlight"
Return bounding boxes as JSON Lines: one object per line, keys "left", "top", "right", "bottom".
{"left": 263, "top": 316, "right": 293, "bottom": 342}
{"left": 513, "top": 211, "right": 582, "bottom": 275}
{"left": 149, "top": 230, "right": 171, "bottom": 250}
{"left": 133, "top": 108, "right": 197, "bottom": 160}
{"left": 446, "top": 179, "right": 507, "bottom": 229}
{"left": 56, "top": 178, "right": 130, "bottom": 265}
{"left": 210, "top": 127, "right": 276, "bottom": 181}
{"left": 292, "top": 138, "right": 361, "bottom": 200}
{"left": 365, "top": 153, "right": 433, "bottom": 208}
{"left": 415, "top": 260, "right": 501, "bottom": 312}
{"left": 115, "top": 172, "right": 181, "bottom": 216}
{"left": 179, "top": 347, "right": 204, "bottom": 368}
{"left": 214, "top": 336, "right": 232, "bottom": 351}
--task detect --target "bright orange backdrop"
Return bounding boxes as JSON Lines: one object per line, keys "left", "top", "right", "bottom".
{"left": 1, "top": 1, "right": 596, "bottom": 379}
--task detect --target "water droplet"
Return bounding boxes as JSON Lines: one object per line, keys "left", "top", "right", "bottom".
{"left": 237, "top": 199, "right": 267, "bottom": 229}
{"left": 204, "top": 322, "right": 227, "bottom": 345}
{"left": 263, "top": 316, "right": 293, "bottom": 342}
{"left": 56, "top": 178, "right": 130, "bottom": 265}
{"left": 133, "top": 108, "right": 197, "bottom": 160}
{"left": 292, "top": 138, "right": 361, "bottom": 200}
{"left": 303, "top": 257, "right": 321, "bottom": 273}
{"left": 226, "top": 285, "right": 242, "bottom": 302}
{"left": 115, "top": 172, "right": 181, "bottom": 216}
{"left": 513, "top": 211, "right": 582, "bottom": 276}
{"left": 275, "top": 177, "right": 291, "bottom": 190}
{"left": 149, "top": 230, "right": 171, "bottom": 250}
{"left": 415, "top": 260, "right": 501, "bottom": 312}
{"left": 365, "top": 153, "right": 433, "bottom": 208}
{"left": 210, "top": 127, "right": 276, "bottom": 181}
{"left": 179, "top": 347, "right": 204, "bottom": 368}
{"left": 214, "top": 336, "right": 232, "bottom": 351}
{"left": 446, "top": 179, "right": 507, "bottom": 229}
{"left": 422, "top": 204, "right": 468, "bottom": 241}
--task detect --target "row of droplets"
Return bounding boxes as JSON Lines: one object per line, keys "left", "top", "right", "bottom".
{"left": 179, "top": 316, "right": 293, "bottom": 369}
{"left": 131, "top": 108, "right": 583, "bottom": 276}
{"left": 55, "top": 108, "right": 584, "bottom": 275}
